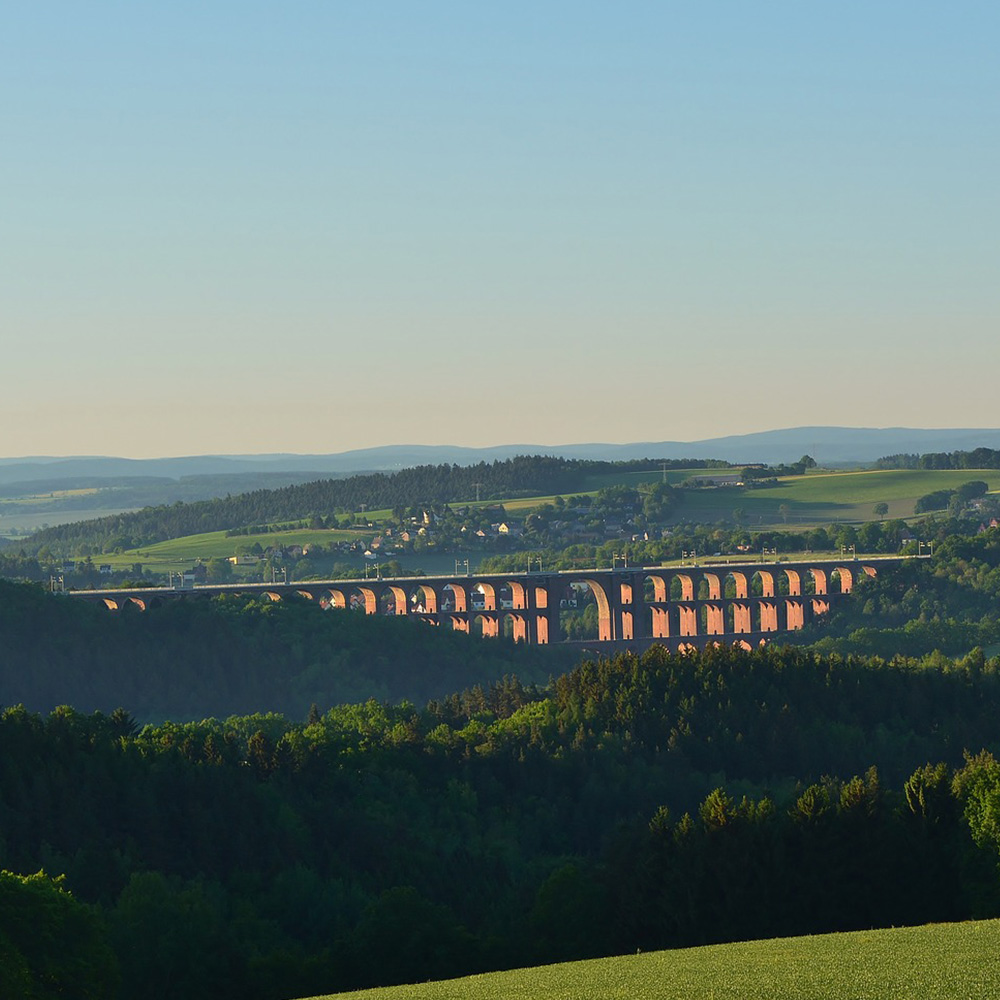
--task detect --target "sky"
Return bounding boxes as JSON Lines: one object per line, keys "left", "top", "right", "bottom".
{"left": 2, "top": 2, "right": 998, "bottom": 458}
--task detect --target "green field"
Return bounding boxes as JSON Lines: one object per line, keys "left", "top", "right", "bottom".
{"left": 96, "top": 528, "right": 486, "bottom": 576}
{"left": 302, "top": 919, "right": 1000, "bottom": 1000}
{"left": 675, "top": 468, "right": 1000, "bottom": 527}
{"left": 96, "top": 528, "right": 372, "bottom": 573}
{"left": 506, "top": 467, "right": 1000, "bottom": 526}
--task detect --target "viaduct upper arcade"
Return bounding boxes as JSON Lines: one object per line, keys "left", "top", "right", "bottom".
{"left": 68, "top": 557, "right": 907, "bottom": 652}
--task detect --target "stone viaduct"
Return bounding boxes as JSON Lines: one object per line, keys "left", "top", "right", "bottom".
{"left": 68, "top": 557, "right": 905, "bottom": 652}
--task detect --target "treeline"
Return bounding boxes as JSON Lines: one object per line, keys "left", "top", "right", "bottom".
{"left": 740, "top": 454, "right": 816, "bottom": 480}
{"left": 877, "top": 447, "right": 1000, "bottom": 470}
{"left": 600, "top": 757, "right": 999, "bottom": 957}
{"left": 3, "top": 644, "right": 1000, "bottom": 996}
{"left": 16, "top": 456, "right": 727, "bottom": 555}
{"left": 914, "top": 480, "right": 989, "bottom": 514}
{"left": 0, "top": 580, "right": 578, "bottom": 721}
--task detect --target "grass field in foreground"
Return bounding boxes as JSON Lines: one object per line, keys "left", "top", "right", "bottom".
{"left": 301, "top": 919, "right": 1000, "bottom": 1000}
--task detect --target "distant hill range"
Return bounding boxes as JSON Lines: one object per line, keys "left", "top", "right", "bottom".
{"left": 3, "top": 426, "right": 1000, "bottom": 489}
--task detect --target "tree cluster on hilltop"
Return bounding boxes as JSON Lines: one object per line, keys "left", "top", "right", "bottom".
{"left": 876, "top": 447, "right": 1000, "bottom": 470}
{"left": 14, "top": 456, "right": 723, "bottom": 554}
{"left": 914, "top": 479, "right": 993, "bottom": 516}
{"left": 3, "top": 644, "right": 1000, "bottom": 997}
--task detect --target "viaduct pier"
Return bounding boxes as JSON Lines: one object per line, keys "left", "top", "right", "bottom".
{"left": 67, "top": 556, "right": 910, "bottom": 653}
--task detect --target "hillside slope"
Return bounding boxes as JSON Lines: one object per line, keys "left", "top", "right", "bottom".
{"left": 305, "top": 920, "right": 1000, "bottom": 1000}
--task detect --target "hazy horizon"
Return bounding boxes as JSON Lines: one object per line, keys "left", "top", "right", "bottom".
{"left": 2, "top": 424, "right": 1000, "bottom": 466}
{"left": 4, "top": 3, "right": 997, "bottom": 458}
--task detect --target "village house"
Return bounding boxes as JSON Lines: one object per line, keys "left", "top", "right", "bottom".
{"left": 689, "top": 473, "right": 744, "bottom": 487}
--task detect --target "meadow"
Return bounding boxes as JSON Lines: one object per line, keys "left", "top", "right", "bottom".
{"left": 93, "top": 527, "right": 482, "bottom": 576}
{"left": 674, "top": 468, "right": 1000, "bottom": 526}
{"left": 303, "top": 919, "right": 1000, "bottom": 1000}
{"left": 92, "top": 527, "right": 373, "bottom": 573}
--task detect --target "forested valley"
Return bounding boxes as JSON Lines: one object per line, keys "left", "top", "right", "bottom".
{"left": 5, "top": 527, "right": 1000, "bottom": 998}
{"left": 3, "top": 523, "right": 999, "bottom": 723}
{"left": 4, "top": 643, "right": 1000, "bottom": 998}
{"left": 0, "top": 580, "right": 578, "bottom": 721}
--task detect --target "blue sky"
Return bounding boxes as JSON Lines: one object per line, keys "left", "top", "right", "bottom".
{"left": 2, "top": 3, "right": 997, "bottom": 457}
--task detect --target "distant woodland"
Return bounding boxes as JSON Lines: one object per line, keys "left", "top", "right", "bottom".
{"left": 877, "top": 446, "right": 1000, "bottom": 470}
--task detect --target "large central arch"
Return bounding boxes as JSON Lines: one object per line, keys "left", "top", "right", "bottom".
{"left": 568, "top": 577, "right": 614, "bottom": 641}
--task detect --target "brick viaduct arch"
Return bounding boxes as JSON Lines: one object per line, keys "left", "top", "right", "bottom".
{"left": 70, "top": 559, "right": 892, "bottom": 652}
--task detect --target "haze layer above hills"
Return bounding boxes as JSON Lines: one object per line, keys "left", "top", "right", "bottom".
{"left": 3, "top": 426, "right": 1000, "bottom": 489}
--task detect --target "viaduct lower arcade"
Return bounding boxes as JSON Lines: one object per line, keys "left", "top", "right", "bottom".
{"left": 69, "top": 557, "right": 905, "bottom": 652}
